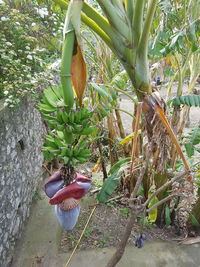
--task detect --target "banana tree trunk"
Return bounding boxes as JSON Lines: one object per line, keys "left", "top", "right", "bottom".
{"left": 107, "top": 113, "right": 119, "bottom": 166}
{"left": 114, "top": 105, "right": 130, "bottom": 157}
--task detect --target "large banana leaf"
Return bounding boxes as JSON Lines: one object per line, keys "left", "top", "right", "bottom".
{"left": 171, "top": 94, "right": 200, "bottom": 107}
{"left": 109, "top": 157, "right": 131, "bottom": 175}
{"left": 90, "top": 83, "right": 113, "bottom": 102}
{"left": 97, "top": 171, "right": 122, "bottom": 203}
{"left": 184, "top": 126, "right": 200, "bottom": 158}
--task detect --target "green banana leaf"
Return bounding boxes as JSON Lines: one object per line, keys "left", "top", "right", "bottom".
{"left": 97, "top": 171, "right": 122, "bottom": 203}
{"left": 165, "top": 204, "right": 171, "bottom": 226}
{"left": 109, "top": 157, "right": 131, "bottom": 175}
{"left": 189, "top": 214, "right": 200, "bottom": 227}
{"left": 90, "top": 83, "right": 113, "bottom": 102}
{"left": 171, "top": 94, "right": 200, "bottom": 107}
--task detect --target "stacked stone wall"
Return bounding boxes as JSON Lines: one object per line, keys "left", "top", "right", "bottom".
{"left": 0, "top": 98, "right": 44, "bottom": 267}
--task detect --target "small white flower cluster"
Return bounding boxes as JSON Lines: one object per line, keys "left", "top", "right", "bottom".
{"left": 1, "top": 16, "right": 9, "bottom": 21}
{"left": 35, "top": 7, "right": 48, "bottom": 18}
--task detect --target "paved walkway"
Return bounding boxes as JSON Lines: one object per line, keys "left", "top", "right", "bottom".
{"left": 11, "top": 190, "right": 200, "bottom": 267}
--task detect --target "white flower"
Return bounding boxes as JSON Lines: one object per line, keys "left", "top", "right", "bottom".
{"left": 1, "top": 54, "right": 9, "bottom": 60}
{"left": 5, "top": 42, "right": 12, "bottom": 46}
{"left": 30, "top": 79, "right": 37, "bottom": 84}
{"left": 1, "top": 17, "right": 9, "bottom": 21}
{"left": 36, "top": 8, "right": 48, "bottom": 18}
{"left": 27, "top": 55, "right": 33, "bottom": 60}
{"left": 4, "top": 90, "right": 9, "bottom": 95}
{"left": 25, "top": 46, "right": 30, "bottom": 50}
{"left": 10, "top": 50, "right": 16, "bottom": 56}
{"left": 3, "top": 102, "right": 8, "bottom": 107}
{"left": 31, "top": 22, "right": 36, "bottom": 27}
{"left": 15, "top": 22, "right": 20, "bottom": 25}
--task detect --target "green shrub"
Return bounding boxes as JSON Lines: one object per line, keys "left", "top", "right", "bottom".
{"left": 0, "top": 2, "right": 63, "bottom": 107}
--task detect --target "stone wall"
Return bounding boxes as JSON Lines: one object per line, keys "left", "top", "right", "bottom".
{"left": 0, "top": 97, "right": 44, "bottom": 267}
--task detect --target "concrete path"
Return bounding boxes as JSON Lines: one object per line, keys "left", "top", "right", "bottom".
{"left": 11, "top": 191, "right": 200, "bottom": 267}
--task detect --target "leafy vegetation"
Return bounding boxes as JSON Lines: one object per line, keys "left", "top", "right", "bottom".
{"left": 0, "top": 1, "right": 63, "bottom": 106}
{"left": 2, "top": 0, "right": 200, "bottom": 265}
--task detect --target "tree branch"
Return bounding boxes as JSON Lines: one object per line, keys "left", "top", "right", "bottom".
{"left": 147, "top": 194, "right": 175, "bottom": 213}
{"left": 106, "top": 204, "right": 144, "bottom": 267}
{"left": 106, "top": 155, "right": 149, "bottom": 267}
{"left": 144, "top": 170, "right": 189, "bottom": 207}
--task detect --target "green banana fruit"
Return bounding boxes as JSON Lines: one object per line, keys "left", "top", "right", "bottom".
{"left": 77, "top": 157, "right": 87, "bottom": 164}
{"left": 56, "top": 110, "right": 64, "bottom": 124}
{"left": 64, "top": 131, "right": 73, "bottom": 144}
{"left": 68, "top": 112, "right": 75, "bottom": 123}
{"left": 62, "top": 112, "right": 69, "bottom": 124}
{"left": 43, "top": 95, "right": 57, "bottom": 108}
{"left": 38, "top": 103, "right": 55, "bottom": 114}
{"left": 64, "top": 156, "right": 69, "bottom": 164}
{"left": 82, "top": 126, "right": 96, "bottom": 135}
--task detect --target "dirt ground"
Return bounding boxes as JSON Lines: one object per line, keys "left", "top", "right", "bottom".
{"left": 60, "top": 196, "right": 178, "bottom": 252}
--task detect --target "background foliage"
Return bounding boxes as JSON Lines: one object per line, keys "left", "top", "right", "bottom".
{"left": 0, "top": 1, "right": 64, "bottom": 106}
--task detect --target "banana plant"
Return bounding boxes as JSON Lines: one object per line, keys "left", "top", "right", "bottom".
{"left": 51, "top": 0, "right": 197, "bottom": 208}
{"left": 48, "top": 1, "right": 180, "bottom": 179}
{"left": 39, "top": 2, "right": 98, "bottom": 176}
{"left": 38, "top": 1, "right": 98, "bottom": 231}
{"left": 17, "top": 0, "right": 198, "bottom": 255}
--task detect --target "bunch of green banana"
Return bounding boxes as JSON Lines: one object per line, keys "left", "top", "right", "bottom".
{"left": 57, "top": 146, "right": 91, "bottom": 165}
{"left": 38, "top": 85, "right": 64, "bottom": 115}
{"left": 41, "top": 103, "right": 96, "bottom": 166}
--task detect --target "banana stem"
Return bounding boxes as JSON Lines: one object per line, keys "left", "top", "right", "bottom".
{"left": 132, "top": 0, "right": 145, "bottom": 48}
{"left": 135, "top": 0, "right": 158, "bottom": 95}
{"left": 96, "top": 0, "right": 130, "bottom": 40}
{"left": 60, "top": 22, "right": 75, "bottom": 108}
{"left": 126, "top": 0, "right": 134, "bottom": 22}
{"left": 53, "top": 0, "right": 116, "bottom": 53}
